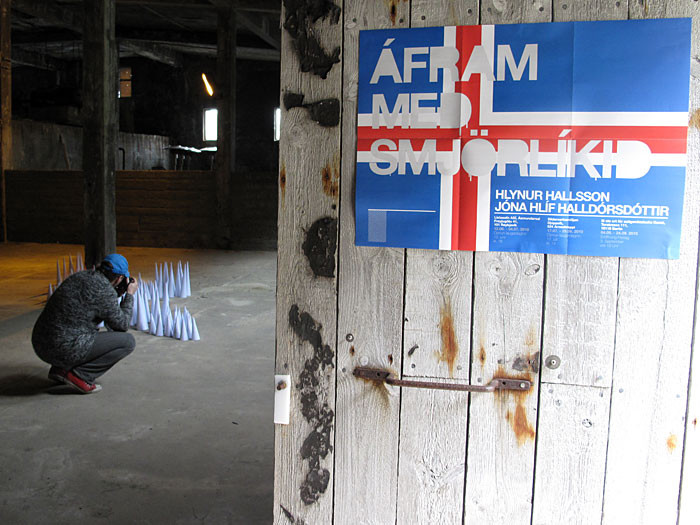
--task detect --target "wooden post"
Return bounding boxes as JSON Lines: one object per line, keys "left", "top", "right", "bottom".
{"left": 274, "top": 0, "right": 342, "bottom": 522}
{"left": 82, "top": 0, "right": 117, "bottom": 267}
{"left": 0, "top": 0, "right": 11, "bottom": 242}
{"left": 215, "top": 5, "right": 236, "bottom": 247}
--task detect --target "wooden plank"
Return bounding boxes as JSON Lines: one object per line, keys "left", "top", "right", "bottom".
{"left": 396, "top": 3, "right": 476, "bottom": 524}
{"left": 460, "top": 5, "right": 548, "bottom": 524}
{"left": 334, "top": 1, "right": 409, "bottom": 523}
{"left": 679, "top": 74, "right": 700, "bottom": 525}
{"left": 540, "top": 255, "right": 618, "bottom": 387}
{"left": 215, "top": 6, "right": 236, "bottom": 246}
{"left": 601, "top": 3, "right": 700, "bottom": 523}
{"left": 82, "top": 0, "right": 118, "bottom": 266}
{"left": 273, "top": 0, "right": 343, "bottom": 523}
{"left": 0, "top": 0, "right": 10, "bottom": 242}
{"left": 532, "top": 384, "right": 610, "bottom": 525}
{"left": 529, "top": 5, "right": 628, "bottom": 525}
{"left": 464, "top": 251, "right": 544, "bottom": 524}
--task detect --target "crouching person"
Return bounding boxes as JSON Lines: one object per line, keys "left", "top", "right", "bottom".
{"left": 32, "top": 253, "right": 139, "bottom": 394}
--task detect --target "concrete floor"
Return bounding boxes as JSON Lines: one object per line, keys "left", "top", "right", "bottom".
{"left": 0, "top": 243, "right": 276, "bottom": 524}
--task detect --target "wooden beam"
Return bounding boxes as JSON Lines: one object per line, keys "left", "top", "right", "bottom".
{"left": 237, "top": 46, "right": 279, "bottom": 61}
{"left": 0, "top": 0, "right": 11, "bottom": 242}
{"left": 11, "top": 0, "right": 82, "bottom": 32}
{"left": 238, "top": 11, "right": 280, "bottom": 50}
{"left": 11, "top": 47, "right": 64, "bottom": 70}
{"left": 82, "top": 0, "right": 118, "bottom": 266}
{"left": 214, "top": 5, "right": 236, "bottom": 247}
{"left": 119, "top": 39, "right": 183, "bottom": 67}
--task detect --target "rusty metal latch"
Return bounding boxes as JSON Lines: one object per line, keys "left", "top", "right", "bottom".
{"left": 353, "top": 367, "right": 531, "bottom": 392}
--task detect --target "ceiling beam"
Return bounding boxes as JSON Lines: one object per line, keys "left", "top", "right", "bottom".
{"left": 11, "top": 0, "right": 82, "bottom": 33}
{"left": 237, "top": 46, "right": 279, "bottom": 61}
{"left": 11, "top": 47, "right": 64, "bottom": 70}
{"left": 119, "top": 39, "right": 183, "bottom": 67}
{"left": 208, "top": 0, "right": 281, "bottom": 13}
{"left": 238, "top": 11, "right": 279, "bottom": 50}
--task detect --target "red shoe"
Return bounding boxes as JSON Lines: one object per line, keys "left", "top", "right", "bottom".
{"left": 56, "top": 370, "right": 102, "bottom": 394}
{"left": 48, "top": 366, "right": 68, "bottom": 383}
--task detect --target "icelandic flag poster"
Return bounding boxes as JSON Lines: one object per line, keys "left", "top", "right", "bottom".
{"left": 355, "top": 18, "right": 691, "bottom": 259}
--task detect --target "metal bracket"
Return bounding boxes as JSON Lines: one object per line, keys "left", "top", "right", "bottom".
{"left": 353, "top": 367, "right": 531, "bottom": 392}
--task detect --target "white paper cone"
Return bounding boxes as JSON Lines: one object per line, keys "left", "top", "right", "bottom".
{"left": 77, "top": 254, "right": 84, "bottom": 271}
{"left": 168, "top": 262, "right": 175, "bottom": 297}
{"left": 155, "top": 310, "right": 164, "bottom": 337}
{"left": 179, "top": 315, "right": 189, "bottom": 341}
{"left": 56, "top": 260, "right": 62, "bottom": 285}
{"left": 190, "top": 316, "right": 200, "bottom": 341}
{"left": 163, "top": 310, "right": 171, "bottom": 338}
{"left": 173, "top": 309, "right": 181, "bottom": 339}
{"left": 175, "top": 261, "right": 183, "bottom": 296}
{"left": 47, "top": 283, "right": 53, "bottom": 300}
{"left": 130, "top": 294, "right": 138, "bottom": 326}
{"left": 69, "top": 255, "right": 75, "bottom": 275}
{"left": 184, "top": 262, "right": 191, "bottom": 297}
{"left": 63, "top": 258, "right": 67, "bottom": 281}
{"left": 162, "top": 292, "right": 170, "bottom": 321}
{"left": 137, "top": 293, "right": 149, "bottom": 331}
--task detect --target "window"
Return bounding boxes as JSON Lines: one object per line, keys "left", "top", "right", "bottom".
{"left": 274, "top": 107, "right": 281, "bottom": 142}
{"left": 203, "top": 108, "right": 218, "bottom": 142}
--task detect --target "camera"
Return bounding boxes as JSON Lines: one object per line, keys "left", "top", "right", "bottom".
{"left": 116, "top": 276, "right": 135, "bottom": 296}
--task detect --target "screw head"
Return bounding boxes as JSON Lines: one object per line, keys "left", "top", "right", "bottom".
{"left": 545, "top": 355, "right": 561, "bottom": 370}
{"left": 346, "top": 333, "right": 354, "bottom": 342}
{"left": 276, "top": 380, "right": 287, "bottom": 390}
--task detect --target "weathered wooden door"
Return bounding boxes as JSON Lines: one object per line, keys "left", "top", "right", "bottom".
{"left": 274, "top": 1, "right": 700, "bottom": 523}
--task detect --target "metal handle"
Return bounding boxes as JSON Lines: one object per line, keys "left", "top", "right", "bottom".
{"left": 353, "top": 367, "right": 531, "bottom": 392}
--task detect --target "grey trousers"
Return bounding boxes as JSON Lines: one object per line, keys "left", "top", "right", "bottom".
{"left": 71, "top": 331, "right": 136, "bottom": 384}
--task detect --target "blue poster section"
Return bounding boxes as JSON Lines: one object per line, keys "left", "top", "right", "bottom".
{"left": 356, "top": 27, "right": 444, "bottom": 248}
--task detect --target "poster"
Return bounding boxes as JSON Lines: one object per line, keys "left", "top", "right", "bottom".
{"left": 355, "top": 18, "right": 691, "bottom": 259}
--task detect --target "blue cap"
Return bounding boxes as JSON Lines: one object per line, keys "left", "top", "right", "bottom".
{"left": 102, "top": 253, "right": 130, "bottom": 278}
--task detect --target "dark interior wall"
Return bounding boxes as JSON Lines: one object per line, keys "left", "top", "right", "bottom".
{"left": 12, "top": 119, "right": 170, "bottom": 170}
{"left": 236, "top": 60, "right": 280, "bottom": 173}
{"left": 7, "top": 54, "right": 280, "bottom": 250}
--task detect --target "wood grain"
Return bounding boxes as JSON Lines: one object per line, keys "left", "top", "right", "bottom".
{"left": 273, "top": 0, "right": 343, "bottom": 522}
{"left": 532, "top": 383, "right": 610, "bottom": 525}
{"left": 464, "top": 251, "right": 544, "bottom": 524}
{"left": 602, "top": 2, "right": 700, "bottom": 523}
{"left": 397, "top": 3, "right": 477, "bottom": 524}
{"left": 679, "top": 73, "right": 700, "bottom": 525}
{"left": 334, "top": 1, "right": 409, "bottom": 523}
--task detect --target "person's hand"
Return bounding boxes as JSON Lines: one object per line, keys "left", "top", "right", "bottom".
{"left": 127, "top": 277, "right": 138, "bottom": 295}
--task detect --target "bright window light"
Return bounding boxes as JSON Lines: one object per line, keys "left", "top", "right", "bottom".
{"left": 274, "top": 107, "right": 281, "bottom": 142}
{"left": 204, "top": 108, "right": 218, "bottom": 142}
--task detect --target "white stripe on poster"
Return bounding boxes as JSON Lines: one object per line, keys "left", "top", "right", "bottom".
{"left": 439, "top": 26, "right": 457, "bottom": 250}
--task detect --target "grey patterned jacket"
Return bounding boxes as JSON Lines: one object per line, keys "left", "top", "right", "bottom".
{"left": 32, "top": 270, "right": 134, "bottom": 367}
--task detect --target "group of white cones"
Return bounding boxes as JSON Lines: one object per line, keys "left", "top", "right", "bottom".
{"left": 49, "top": 253, "right": 86, "bottom": 297}
{"left": 130, "top": 261, "right": 201, "bottom": 341}
{"left": 48, "top": 256, "right": 200, "bottom": 342}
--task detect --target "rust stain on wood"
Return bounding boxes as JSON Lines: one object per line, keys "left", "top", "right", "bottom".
{"left": 667, "top": 434, "right": 678, "bottom": 453}
{"left": 385, "top": 0, "right": 406, "bottom": 25}
{"left": 357, "top": 370, "right": 393, "bottom": 408}
{"left": 506, "top": 404, "right": 536, "bottom": 446}
{"left": 493, "top": 366, "right": 535, "bottom": 445}
{"left": 439, "top": 300, "right": 459, "bottom": 377}
{"left": 525, "top": 326, "right": 537, "bottom": 349}
{"left": 388, "top": 353, "right": 393, "bottom": 365}
{"left": 349, "top": 345, "right": 355, "bottom": 355}
{"left": 512, "top": 351, "right": 540, "bottom": 374}
{"left": 693, "top": 417, "right": 697, "bottom": 428}
{"left": 321, "top": 158, "right": 339, "bottom": 199}
{"left": 689, "top": 108, "right": 700, "bottom": 130}
{"left": 280, "top": 164, "right": 286, "bottom": 203}
{"left": 478, "top": 346, "right": 486, "bottom": 367}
